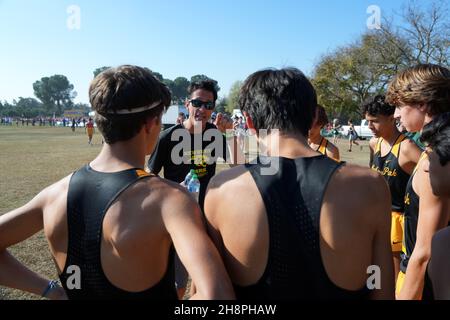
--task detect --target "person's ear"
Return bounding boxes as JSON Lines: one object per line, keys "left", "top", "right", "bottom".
{"left": 185, "top": 98, "right": 190, "bottom": 109}
{"left": 388, "top": 114, "right": 396, "bottom": 124}
{"left": 144, "top": 116, "right": 159, "bottom": 133}
{"left": 243, "top": 111, "right": 257, "bottom": 135}
{"left": 243, "top": 112, "right": 254, "bottom": 129}
{"left": 419, "top": 104, "right": 429, "bottom": 113}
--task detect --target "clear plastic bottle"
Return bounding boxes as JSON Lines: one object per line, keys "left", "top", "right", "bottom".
{"left": 187, "top": 173, "right": 200, "bottom": 201}
{"left": 183, "top": 169, "right": 195, "bottom": 186}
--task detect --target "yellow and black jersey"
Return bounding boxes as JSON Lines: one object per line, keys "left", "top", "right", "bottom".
{"left": 371, "top": 134, "right": 410, "bottom": 212}
{"left": 399, "top": 153, "right": 425, "bottom": 274}
{"left": 399, "top": 152, "right": 450, "bottom": 298}
{"left": 316, "top": 137, "right": 328, "bottom": 155}
{"left": 315, "top": 137, "right": 340, "bottom": 162}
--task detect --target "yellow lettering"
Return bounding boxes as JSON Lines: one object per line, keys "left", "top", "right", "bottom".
{"left": 405, "top": 193, "right": 410, "bottom": 206}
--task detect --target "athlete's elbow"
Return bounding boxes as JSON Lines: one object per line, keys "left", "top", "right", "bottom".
{"left": 411, "top": 246, "right": 431, "bottom": 267}
{"left": 206, "top": 284, "right": 235, "bottom": 300}
{"left": 196, "top": 282, "right": 235, "bottom": 300}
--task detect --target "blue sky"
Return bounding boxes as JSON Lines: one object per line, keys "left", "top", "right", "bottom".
{"left": 0, "top": 0, "right": 410, "bottom": 104}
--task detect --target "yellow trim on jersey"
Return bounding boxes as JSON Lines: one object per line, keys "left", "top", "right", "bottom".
{"left": 135, "top": 169, "right": 151, "bottom": 178}
{"left": 375, "top": 138, "right": 383, "bottom": 154}
{"left": 318, "top": 137, "right": 328, "bottom": 155}
{"left": 413, "top": 152, "right": 428, "bottom": 175}
{"left": 376, "top": 134, "right": 406, "bottom": 158}
{"left": 391, "top": 134, "right": 406, "bottom": 158}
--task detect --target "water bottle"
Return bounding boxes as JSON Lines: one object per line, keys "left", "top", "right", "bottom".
{"left": 187, "top": 173, "right": 200, "bottom": 202}
{"left": 183, "top": 169, "right": 195, "bottom": 186}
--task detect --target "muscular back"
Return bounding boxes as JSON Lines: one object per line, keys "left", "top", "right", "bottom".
{"left": 43, "top": 174, "right": 180, "bottom": 292}
{"left": 205, "top": 158, "right": 394, "bottom": 299}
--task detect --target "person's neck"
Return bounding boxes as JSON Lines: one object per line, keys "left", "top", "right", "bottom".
{"left": 381, "top": 126, "right": 401, "bottom": 146}
{"left": 183, "top": 119, "right": 206, "bottom": 134}
{"left": 257, "top": 130, "right": 318, "bottom": 159}
{"left": 90, "top": 137, "right": 146, "bottom": 172}
{"left": 421, "top": 113, "right": 434, "bottom": 133}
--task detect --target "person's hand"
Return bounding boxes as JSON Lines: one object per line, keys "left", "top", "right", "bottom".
{"left": 46, "top": 286, "right": 68, "bottom": 300}
{"left": 214, "top": 115, "right": 232, "bottom": 133}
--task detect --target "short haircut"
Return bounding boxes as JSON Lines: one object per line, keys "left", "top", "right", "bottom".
{"left": 238, "top": 68, "right": 317, "bottom": 136}
{"left": 361, "top": 95, "right": 395, "bottom": 117}
{"left": 188, "top": 80, "right": 218, "bottom": 102}
{"left": 89, "top": 65, "right": 171, "bottom": 144}
{"left": 386, "top": 64, "right": 450, "bottom": 116}
{"left": 421, "top": 112, "right": 450, "bottom": 165}
{"left": 315, "top": 105, "right": 329, "bottom": 127}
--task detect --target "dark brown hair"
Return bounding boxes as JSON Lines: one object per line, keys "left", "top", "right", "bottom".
{"left": 89, "top": 65, "right": 171, "bottom": 144}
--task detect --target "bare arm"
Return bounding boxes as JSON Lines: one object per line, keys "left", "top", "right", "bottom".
{"left": 398, "top": 162, "right": 450, "bottom": 300}
{"left": 399, "top": 139, "right": 422, "bottom": 175}
{"left": 368, "top": 138, "right": 376, "bottom": 167}
{"left": 0, "top": 190, "right": 66, "bottom": 299}
{"left": 162, "top": 189, "right": 235, "bottom": 300}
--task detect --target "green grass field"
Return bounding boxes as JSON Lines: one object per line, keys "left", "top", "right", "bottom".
{"left": 0, "top": 125, "right": 371, "bottom": 300}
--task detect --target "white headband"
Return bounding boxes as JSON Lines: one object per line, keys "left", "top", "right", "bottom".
{"left": 106, "top": 100, "right": 162, "bottom": 115}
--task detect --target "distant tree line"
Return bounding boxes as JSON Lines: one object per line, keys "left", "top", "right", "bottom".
{"left": 1, "top": 68, "right": 220, "bottom": 118}
{"left": 2, "top": 2, "right": 447, "bottom": 122}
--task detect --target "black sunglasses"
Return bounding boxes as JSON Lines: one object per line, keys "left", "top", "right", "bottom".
{"left": 189, "top": 99, "right": 215, "bottom": 110}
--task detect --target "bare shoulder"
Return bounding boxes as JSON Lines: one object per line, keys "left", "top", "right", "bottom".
{"left": 400, "top": 138, "right": 422, "bottom": 158}
{"left": 207, "top": 165, "right": 253, "bottom": 197}
{"left": 205, "top": 165, "right": 258, "bottom": 221}
{"left": 36, "top": 174, "right": 73, "bottom": 207}
{"left": 136, "top": 175, "right": 197, "bottom": 208}
{"left": 413, "top": 156, "right": 431, "bottom": 193}
{"left": 330, "top": 164, "right": 389, "bottom": 205}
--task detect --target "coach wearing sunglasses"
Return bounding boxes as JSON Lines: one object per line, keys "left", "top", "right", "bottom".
{"left": 147, "top": 79, "right": 241, "bottom": 298}
{"left": 148, "top": 79, "right": 240, "bottom": 210}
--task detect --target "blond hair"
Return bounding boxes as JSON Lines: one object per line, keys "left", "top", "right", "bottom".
{"left": 386, "top": 64, "right": 450, "bottom": 116}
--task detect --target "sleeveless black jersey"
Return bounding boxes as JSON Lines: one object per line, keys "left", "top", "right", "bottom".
{"left": 400, "top": 153, "right": 447, "bottom": 299}
{"left": 59, "top": 165, "right": 177, "bottom": 300}
{"left": 235, "top": 155, "right": 370, "bottom": 300}
{"left": 371, "top": 134, "right": 411, "bottom": 212}
{"left": 401, "top": 152, "right": 450, "bottom": 272}
{"left": 400, "top": 166, "right": 420, "bottom": 274}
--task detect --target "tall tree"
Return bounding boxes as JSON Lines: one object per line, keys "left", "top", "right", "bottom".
{"left": 93, "top": 66, "right": 111, "bottom": 78}
{"left": 152, "top": 72, "right": 164, "bottom": 82}
{"left": 73, "top": 102, "right": 91, "bottom": 113}
{"left": 172, "top": 77, "right": 190, "bottom": 103}
{"left": 15, "top": 97, "right": 43, "bottom": 118}
{"left": 33, "top": 75, "right": 76, "bottom": 116}
{"left": 225, "top": 81, "right": 242, "bottom": 114}
{"left": 312, "top": 37, "right": 392, "bottom": 119}
{"left": 215, "top": 97, "right": 228, "bottom": 114}
{"left": 311, "top": 2, "right": 449, "bottom": 120}
{"left": 379, "top": 1, "right": 450, "bottom": 66}
{"left": 162, "top": 79, "right": 175, "bottom": 104}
